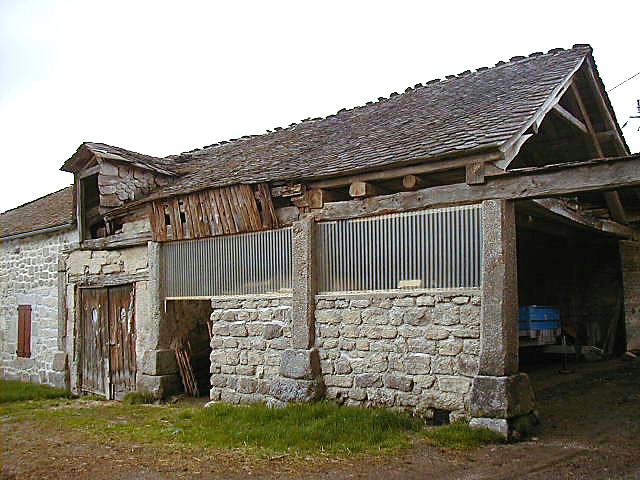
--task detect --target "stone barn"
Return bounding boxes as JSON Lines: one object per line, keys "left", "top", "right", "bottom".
{"left": 2, "top": 44, "right": 640, "bottom": 435}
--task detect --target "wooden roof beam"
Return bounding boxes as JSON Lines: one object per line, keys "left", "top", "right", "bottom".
{"left": 308, "top": 151, "right": 504, "bottom": 190}
{"left": 520, "top": 198, "right": 636, "bottom": 239}
{"left": 552, "top": 104, "right": 588, "bottom": 134}
{"left": 571, "top": 81, "right": 628, "bottom": 225}
{"left": 313, "top": 155, "right": 640, "bottom": 240}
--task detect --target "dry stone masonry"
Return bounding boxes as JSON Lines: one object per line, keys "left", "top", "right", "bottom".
{"left": 314, "top": 290, "right": 480, "bottom": 419}
{"left": 208, "top": 295, "right": 293, "bottom": 405}
{"left": 207, "top": 289, "right": 481, "bottom": 419}
{"left": 0, "top": 228, "right": 75, "bottom": 387}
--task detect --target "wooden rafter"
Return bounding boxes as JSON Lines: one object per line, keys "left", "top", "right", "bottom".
{"left": 570, "top": 80, "right": 628, "bottom": 225}
{"left": 551, "top": 104, "right": 588, "bottom": 134}
{"left": 313, "top": 155, "right": 640, "bottom": 239}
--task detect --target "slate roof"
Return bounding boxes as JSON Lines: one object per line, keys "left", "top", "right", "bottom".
{"left": 135, "top": 45, "right": 593, "bottom": 202}
{"left": 63, "top": 45, "right": 599, "bottom": 205}
{"left": 0, "top": 186, "right": 75, "bottom": 238}
{"left": 61, "top": 142, "right": 179, "bottom": 176}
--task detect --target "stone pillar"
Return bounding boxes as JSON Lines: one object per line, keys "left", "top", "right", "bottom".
{"left": 136, "top": 241, "right": 180, "bottom": 397}
{"left": 620, "top": 241, "right": 640, "bottom": 351}
{"left": 470, "top": 200, "right": 535, "bottom": 438}
{"left": 270, "top": 216, "right": 323, "bottom": 402}
{"left": 51, "top": 257, "right": 69, "bottom": 389}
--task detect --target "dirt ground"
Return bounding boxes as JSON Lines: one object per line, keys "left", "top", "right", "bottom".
{"left": 2, "top": 357, "right": 640, "bottom": 480}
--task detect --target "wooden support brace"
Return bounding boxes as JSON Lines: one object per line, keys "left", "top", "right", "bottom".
{"left": 465, "top": 162, "right": 486, "bottom": 185}
{"left": 308, "top": 189, "right": 338, "bottom": 209}
{"left": 402, "top": 174, "right": 426, "bottom": 190}
{"left": 349, "top": 181, "right": 382, "bottom": 198}
{"left": 552, "top": 104, "right": 588, "bottom": 134}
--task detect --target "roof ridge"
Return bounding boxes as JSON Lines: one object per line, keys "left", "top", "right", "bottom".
{"left": 177, "top": 44, "right": 592, "bottom": 158}
{"left": 0, "top": 185, "right": 73, "bottom": 216}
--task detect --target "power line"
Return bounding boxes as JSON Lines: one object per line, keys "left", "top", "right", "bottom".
{"left": 608, "top": 70, "right": 640, "bottom": 92}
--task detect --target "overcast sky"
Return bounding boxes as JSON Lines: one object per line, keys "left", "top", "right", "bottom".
{"left": 1, "top": 0, "right": 638, "bottom": 214}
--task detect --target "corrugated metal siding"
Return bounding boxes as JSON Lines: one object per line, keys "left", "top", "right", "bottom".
{"left": 162, "top": 228, "right": 292, "bottom": 297}
{"left": 317, "top": 205, "right": 482, "bottom": 292}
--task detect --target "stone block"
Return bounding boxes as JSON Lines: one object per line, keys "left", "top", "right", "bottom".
{"left": 407, "top": 338, "right": 436, "bottom": 354}
{"left": 405, "top": 354, "right": 431, "bottom": 375}
{"left": 229, "top": 324, "right": 248, "bottom": 337}
{"left": 469, "top": 417, "right": 509, "bottom": 439}
{"left": 341, "top": 310, "right": 362, "bottom": 324}
{"left": 237, "top": 377, "right": 258, "bottom": 394}
{"left": 416, "top": 295, "right": 435, "bottom": 306}
{"left": 383, "top": 374, "right": 414, "bottom": 392}
{"left": 424, "top": 325, "right": 450, "bottom": 340}
{"left": 263, "top": 323, "right": 283, "bottom": 340}
{"left": 393, "top": 297, "right": 414, "bottom": 307}
{"left": 136, "top": 374, "right": 181, "bottom": 398}
{"left": 438, "top": 376, "right": 471, "bottom": 394}
{"left": 52, "top": 352, "right": 67, "bottom": 371}
{"left": 439, "top": 339, "right": 463, "bottom": 356}
{"left": 470, "top": 373, "right": 535, "bottom": 418}
{"left": 269, "top": 378, "right": 324, "bottom": 403}
{"left": 279, "top": 349, "right": 320, "bottom": 380}
{"left": 355, "top": 373, "right": 383, "bottom": 388}
{"left": 324, "top": 375, "right": 353, "bottom": 387}
{"left": 141, "top": 349, "right": 177, "bottom": 375}
{"left": 350, "top": 299, "right": 370, "bottom": 308}
{"left": 334, "top": 358, "right": 352, "bottom": 374}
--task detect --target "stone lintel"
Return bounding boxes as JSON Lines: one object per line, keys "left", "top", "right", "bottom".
{"left": 291, "top": 216, "right": 316, "bottom": 349}
{"left": 470, "top": 373, "right": 535, "bottom": 419}
{"left": 279, "top": 349, "right": 320, "bottom": 380}
{"left": 269, "top": 377, "right": 324, "bottom": 403}
{"left": 479, "top": 199, "right": 518, "bottom": 376}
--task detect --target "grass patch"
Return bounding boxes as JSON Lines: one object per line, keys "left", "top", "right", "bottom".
{"left": 123, "top": 391, "right": 156, "bottom": 405}
{"left": 0, "top": 379, "right": 74, "bottom": 403}
{"left": 422, "top": 421, "right": 504, "bottom": 450}
{"left": 2, "top": 400, "right": 423, "bottom": 456}
{"left": 179, "top": 401, "right": 423, "bottom": 454}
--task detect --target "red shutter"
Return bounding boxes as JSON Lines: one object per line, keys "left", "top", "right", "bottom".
{"left": 17, "top": 305, "right": 32, "bottom": 358}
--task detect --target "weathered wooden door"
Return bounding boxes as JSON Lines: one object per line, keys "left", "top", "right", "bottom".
{"left": 108, "top": 284, "right": 137, "bottom": 400}
{"left": 80, "top": 288, "right": 110, "bottom": 396}
{"left": 80, "top": 285, "right": 136, "bottom": 399}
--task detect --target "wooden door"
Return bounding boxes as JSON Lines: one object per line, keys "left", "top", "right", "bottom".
{"left": 80, "top": 288, "right": 110, "bottom": 396}
{"left": 80, "top": 285, "right": 136, "bottom": 399}
{"left": 108, "top": 284, "right": 137, "bottom": 400}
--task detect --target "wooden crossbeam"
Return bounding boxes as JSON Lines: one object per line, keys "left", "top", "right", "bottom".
{"left": 313, "top": 155, "right": 640, "bottom": 239}
{"left": 552, "top": 104, "right": 588, "bottom": 134}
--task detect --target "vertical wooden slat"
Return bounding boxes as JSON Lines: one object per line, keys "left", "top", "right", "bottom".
{"left": 17, "top": 305, "right": 31, "bottom": 358}
{"left": 218, "top": 188, "right": 238, "bottom": 234}
{"left": 208, "top": 189, "right": 228, "bottom": 235}
{"left": 228, "top": 186, "right": 248, "bottom": 232}
{"left": 240, "top": 184, "right": 263, "bottom": 230}
{"left": 197, "top": 191, "right": 213, "bottom": 237}
{"left": 171, "top": 198, "right": 185, "bottom": 239}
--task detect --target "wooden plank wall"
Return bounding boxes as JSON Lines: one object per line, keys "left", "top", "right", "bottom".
{"left": 150, "top": 183, "right": 279, "bottom": 242}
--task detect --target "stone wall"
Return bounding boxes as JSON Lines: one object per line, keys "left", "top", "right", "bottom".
{"left": 0, "top": 227, "right": 76, "bottom": 387}
{"left": 99, "top": 161, "right": 170, "bottom": 209}
{"left": 208, "top": 295, "right": 292, "bottom": 404}
{"left": 207, "top": 289, "right": 481, "bottom": 417}
{"left": 315, "top": 290, "right": 480, "bottom": 417}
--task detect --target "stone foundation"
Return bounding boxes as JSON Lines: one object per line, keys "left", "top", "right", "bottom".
{"left": 208, "top": 295, "right": 293, "bottom": 405}
{"left": 314, "top": 290, "right": 481, "bottom": 417}
{"left": 208, "top": 289, "right": 481, "bottom": 417}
